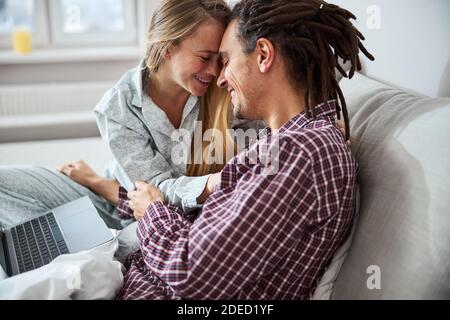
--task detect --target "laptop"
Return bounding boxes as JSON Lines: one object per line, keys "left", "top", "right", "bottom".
{"left": 0, "top": 196, "right": 114, "bottom": 277}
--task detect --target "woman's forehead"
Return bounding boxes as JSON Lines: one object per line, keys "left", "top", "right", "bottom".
{"left": 181, "top": 20, "right": 226, "bottom": 52}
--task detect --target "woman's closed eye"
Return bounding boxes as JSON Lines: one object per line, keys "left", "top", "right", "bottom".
{"left": 200, "top": 56, "right": 211, "bottom": 62}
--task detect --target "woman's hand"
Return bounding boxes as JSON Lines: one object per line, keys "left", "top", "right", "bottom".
{"left": 197, "top": 172, "right": 221, "bottom": 204}
{"left": 57, "top": 160, "right": 120, "bottom": 205}
{"left": 57, "top": 160, "right": 101, "bottom": 188}
{"left": 127, "top": 181, "right": 165, "bottom": 221}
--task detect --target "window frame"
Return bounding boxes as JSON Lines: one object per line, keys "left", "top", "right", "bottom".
{"left": 0, "top": 0, "right": 155, "bottom": 65}
{"left": 48, "top": 0, "right": 139, "bottom": 47}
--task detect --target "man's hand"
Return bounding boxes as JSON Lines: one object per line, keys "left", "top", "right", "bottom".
{"left": 128, "top": 181, "right": 165, "bottom": 221}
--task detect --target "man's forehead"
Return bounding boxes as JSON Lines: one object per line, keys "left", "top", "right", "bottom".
{"left": 219, "top": 20, "right": 239, "bottom": 56}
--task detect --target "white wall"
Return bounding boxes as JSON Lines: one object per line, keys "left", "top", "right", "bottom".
{"left": 227, "top": 0, "right": 450, "bottom": 97}
{"left": 330, "top": 0, "right": 450, "bottom": 97}
{"left": 1, "top": 0, "right": 448, "bottom": 98}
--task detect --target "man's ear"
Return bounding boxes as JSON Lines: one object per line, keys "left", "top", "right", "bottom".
{"left": 256, "top": 38, "right": 275, "bottom": 73}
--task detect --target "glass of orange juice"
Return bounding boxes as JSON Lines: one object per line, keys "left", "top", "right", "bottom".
{"left": 12, "top": 27, "right": 33, "bottom": 55}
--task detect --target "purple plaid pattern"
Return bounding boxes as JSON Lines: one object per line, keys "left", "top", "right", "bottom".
{"left": 116, "top": 100, "right": 358, "bottom": 300}
{"left": 117, "top": 186, "right": 134, "bottom": 219}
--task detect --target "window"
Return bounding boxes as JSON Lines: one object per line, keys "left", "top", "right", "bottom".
{"left": 49, "top": 0, "right": 138, "bottom": 46}
{"left": 0, "top": 0, "right": 48, "bottom": 48}
{"left": 0, "top": 0, "right": 143, "bottom": 49}
{"left": 0, "top": 0, "right": 34, "bottom": 33}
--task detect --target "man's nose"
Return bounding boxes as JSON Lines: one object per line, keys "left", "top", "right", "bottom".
{"left": 207, "top": 59, "right": 220, "bottom": 78}
{"left": 217, "top": 67, "right": 227, "bottom": 88}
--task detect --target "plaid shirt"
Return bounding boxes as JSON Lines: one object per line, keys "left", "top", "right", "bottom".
{"left": 116, "top": 100, "right": 358, "bottom": 300}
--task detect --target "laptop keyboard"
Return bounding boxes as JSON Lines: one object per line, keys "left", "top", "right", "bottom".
{"left": 10, "top": 213, "right": 69, "bottom": 273}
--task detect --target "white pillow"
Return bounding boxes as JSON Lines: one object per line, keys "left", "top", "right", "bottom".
{"left": 0, "top": 230, "right": 124, "bottom": 300}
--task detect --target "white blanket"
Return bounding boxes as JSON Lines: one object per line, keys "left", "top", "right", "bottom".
{"left": 0, "top": 230, "right": 124, "bottom": 300}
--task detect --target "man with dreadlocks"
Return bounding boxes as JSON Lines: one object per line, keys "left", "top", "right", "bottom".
{"left": 117, "top": 0, "right": 374, "bottom": 300}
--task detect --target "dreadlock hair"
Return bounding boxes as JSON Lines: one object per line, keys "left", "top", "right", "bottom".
{"left": 231, "top": 0, "right": 375, "bottom": 140}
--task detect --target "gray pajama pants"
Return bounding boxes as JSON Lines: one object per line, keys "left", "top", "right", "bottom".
{"left": 0, "top": 166, "right": 140, "bottom": 263}
{"left": 0, "top": 166, "right": 126, "bottom": 230}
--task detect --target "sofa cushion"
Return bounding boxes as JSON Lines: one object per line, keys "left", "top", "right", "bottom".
{"left": 331, "top": 73, "right": 450, "bottom": 299}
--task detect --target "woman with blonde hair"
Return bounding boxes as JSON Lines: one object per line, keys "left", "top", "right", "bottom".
{"left": 0, "top": 0, "right": 253, "bottom": 233}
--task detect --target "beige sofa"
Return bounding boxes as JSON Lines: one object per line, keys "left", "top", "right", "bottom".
{"left": 330, "top": 73, "right": 450, "bottom": 299}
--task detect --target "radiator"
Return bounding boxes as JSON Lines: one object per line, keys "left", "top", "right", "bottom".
{"left": 0, "top": 82, "right": 114, "bottom": 142}
{"left": 0, "top": 81, "right": 114, "bottom": 116}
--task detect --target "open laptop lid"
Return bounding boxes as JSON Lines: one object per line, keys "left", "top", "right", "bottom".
{"left": 0, "top": 228, "right": 9, "bottom": 277}
{"left": 52, "top": 197, "right": 114, "bottom": 253}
